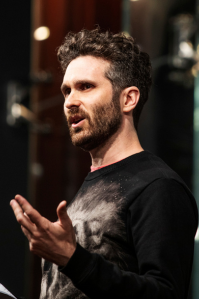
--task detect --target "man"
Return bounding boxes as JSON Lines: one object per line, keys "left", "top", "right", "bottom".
{"left": 10, "top": 28, "right": 198, "bottom": 299}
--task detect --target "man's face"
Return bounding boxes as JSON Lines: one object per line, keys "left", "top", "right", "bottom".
{"left": 61, "top": 56, "right": 122, "bottom": 151}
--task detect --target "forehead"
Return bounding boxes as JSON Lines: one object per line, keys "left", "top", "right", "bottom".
{"left": 63, "top": 55, "right": 110, "bottom": 84}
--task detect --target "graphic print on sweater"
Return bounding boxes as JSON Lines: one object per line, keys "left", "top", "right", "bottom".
{"left": 40, "top": 179, "right": 127, "bottom": 299}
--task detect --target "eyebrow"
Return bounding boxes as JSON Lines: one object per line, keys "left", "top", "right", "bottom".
{"left": 61, "top": 79, "right": 96, "bottom": 93}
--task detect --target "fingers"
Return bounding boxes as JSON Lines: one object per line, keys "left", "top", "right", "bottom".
{"left": 10, "top": 199, "right": 35, "bottom": 232}
{"left": 21, "top": 225, "right": 32, "bottom": 241}
{"left": 57, "top": 201, "right": 70, "bottom": 227}
{"left": 14, "top": 194, "right": 43, "bottom": 227}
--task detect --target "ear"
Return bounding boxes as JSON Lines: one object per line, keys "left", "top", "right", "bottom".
{"left": 122, "top": 86, "right": 140, "bottom": 113}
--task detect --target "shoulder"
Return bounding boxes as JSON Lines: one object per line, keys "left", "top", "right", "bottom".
{"left": 121, "top": 151, "right": 186, "bottom": 186}
{"left": 128, "top": 178, "right": 198, "bottom": 233}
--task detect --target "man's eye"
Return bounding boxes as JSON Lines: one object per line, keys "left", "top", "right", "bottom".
{"left": 65, "top": 88, "right": 71, "bottom": 95}
{"left": 82, "top": 83, "right": 92, "bottom": 90}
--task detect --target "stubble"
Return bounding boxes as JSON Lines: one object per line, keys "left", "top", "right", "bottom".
{"left": 66, "top": 91, "right": 122, "bottom": 151}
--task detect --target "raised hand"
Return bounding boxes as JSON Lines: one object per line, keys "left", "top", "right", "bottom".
{"left": 10, "top": 195, "right": 76, "bottom": 266}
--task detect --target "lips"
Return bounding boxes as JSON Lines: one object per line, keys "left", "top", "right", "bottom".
{"left": 69, "top": 115, "right": 85, "bottom": 126}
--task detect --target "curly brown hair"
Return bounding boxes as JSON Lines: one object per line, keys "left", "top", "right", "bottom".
{"left": 57, "top": 28, "right": 152, "bottom": 130}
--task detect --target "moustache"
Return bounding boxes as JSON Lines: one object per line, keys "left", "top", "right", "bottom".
{"left": 66, "top": 107, "right": 91, "bottom": 124}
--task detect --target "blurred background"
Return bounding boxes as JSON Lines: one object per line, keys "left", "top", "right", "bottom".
{"left": 0, "top": 0, "right": 199, "bottom": 298}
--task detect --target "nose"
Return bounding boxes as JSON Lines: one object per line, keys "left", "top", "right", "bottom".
{"left": 64, "top": 92, "right": 81, "bottom": 110}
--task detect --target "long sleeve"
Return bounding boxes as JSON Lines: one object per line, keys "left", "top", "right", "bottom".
{"left": 59, "top": 179, "right": 197, "bottom": 299}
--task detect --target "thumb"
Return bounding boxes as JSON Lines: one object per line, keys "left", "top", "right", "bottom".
{"left": 57, "top": 201, "right": 69, "bottom": 226}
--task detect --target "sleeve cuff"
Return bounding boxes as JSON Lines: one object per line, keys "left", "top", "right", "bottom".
{"left": 58, "top": 243, "right": 97, "bottom": 284}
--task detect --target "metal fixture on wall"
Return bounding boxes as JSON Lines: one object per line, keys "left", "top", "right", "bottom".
{"left": 6, "top": 72, "right": 54, "bottom": 133}
{"left": 152, "top": 14, "right": 199, "bottom": 88}
{"left": 169, "top": 14, "right": 197, "bottom": 69}
{"left": 167, "top": 14, "right": 198, "bottom": 87}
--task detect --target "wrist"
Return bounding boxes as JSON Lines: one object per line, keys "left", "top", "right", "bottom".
{"left": 58, "top": 242, "right": 77, "bottom": 267}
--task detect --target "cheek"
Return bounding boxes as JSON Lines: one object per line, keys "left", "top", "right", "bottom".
{"left": 63, "top": 106, "right": 67, "bottom": 118}
{"left": 63, "top": 101, "right": 66, "bottom": 111}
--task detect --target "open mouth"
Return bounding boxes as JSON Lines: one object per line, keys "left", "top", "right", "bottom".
{"left": 69, "top": 115, "right": 85, "bottom": 126}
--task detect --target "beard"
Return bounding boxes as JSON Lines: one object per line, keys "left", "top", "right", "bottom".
{"left": 66, "top": 92, "right": 122, "bottom": 151}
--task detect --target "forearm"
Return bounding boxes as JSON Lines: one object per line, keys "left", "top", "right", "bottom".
{"left": 59, "top": 179, "right": 197, "bottom": 299}
{"left": 59, "top": 243, "right": 176, "bottom": 299}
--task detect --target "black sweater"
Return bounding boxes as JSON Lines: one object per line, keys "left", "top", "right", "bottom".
{"left": 40, "top": 151, "right": 198, "bottom": 299}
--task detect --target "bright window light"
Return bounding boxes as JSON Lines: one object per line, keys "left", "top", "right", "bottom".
{"left": 123, "top": 31, "right": 130, "bottom": 37}
{"left": 194, "top": 107, "right": 199, "bottom": 132}
{"left": 195, "top": 227, "right": 199, "bottom": 242}
{"left": 34, "top": 26, "right": 50, "bottom": 41}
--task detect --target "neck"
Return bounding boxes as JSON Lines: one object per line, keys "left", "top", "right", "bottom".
{"left": 90, "top": 119, "right": 143, "bottom": 167}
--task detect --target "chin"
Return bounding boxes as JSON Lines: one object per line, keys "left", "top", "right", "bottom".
{"left": 71, "top": 132, "right": 112, "bottom": 152}
{"left": 71, "top": 138, "right": 97, "bottom": 152}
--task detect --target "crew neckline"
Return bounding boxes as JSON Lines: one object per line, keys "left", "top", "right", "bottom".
{"left": 90, "top": 159, "right": 122, "bottom": 172}
{"left": 85, "top": 150, "right": 149, "bottom": 181}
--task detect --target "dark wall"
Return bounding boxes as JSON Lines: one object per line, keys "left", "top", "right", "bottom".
{"left": 0, "top": 0, "right": 31, "bottom": 296}
{"left": 132, "top": 0, "right": 196, "bottom": 190}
